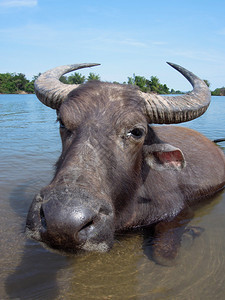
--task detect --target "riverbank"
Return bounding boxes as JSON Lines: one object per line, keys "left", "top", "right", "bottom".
{"left": 0, "top": 91, "right": 33, "bottom": 95}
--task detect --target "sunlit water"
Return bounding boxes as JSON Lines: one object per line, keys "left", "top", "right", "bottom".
{"left": 0, "top": 94, "right": 225, "bottom": 299}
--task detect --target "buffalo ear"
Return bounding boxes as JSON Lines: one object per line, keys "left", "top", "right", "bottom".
{"left": 143, "top": 143, "right": 186, "bottom": 171}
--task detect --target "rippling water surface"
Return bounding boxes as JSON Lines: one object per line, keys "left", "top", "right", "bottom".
{"left": 0, "top": 94, "right": 225, "bottom": 299}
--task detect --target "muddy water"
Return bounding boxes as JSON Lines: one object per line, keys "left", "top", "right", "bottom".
{"left": 0, "top": 94, "right": 225, "bottom": 299}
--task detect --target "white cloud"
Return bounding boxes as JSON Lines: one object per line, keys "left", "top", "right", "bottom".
{"left": 0, "top": 0, "right": 37, "bottom": 7}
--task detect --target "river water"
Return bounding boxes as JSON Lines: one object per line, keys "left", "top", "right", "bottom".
{"left": 0, "top": 94, "right": 225, "bottom": 299}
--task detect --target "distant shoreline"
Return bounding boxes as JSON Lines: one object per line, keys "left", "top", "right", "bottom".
{"left": 0, "top": 91, "right": 34, "bottom": 95}
{"left": 1, "top": 72, "right": 224, "bottom": 95}
{"left": 0, "top": 92, "right": 224, "bottom": 96}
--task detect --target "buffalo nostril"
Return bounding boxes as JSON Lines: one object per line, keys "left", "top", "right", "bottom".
{"left": 36, "top": 202, "right": 113, "bottom": 251}
{"left": 40, "top": 206, "right": 47, "bottom": 230}
{"left": 74, "top": 212, "right": 98, "bottom": 244}
{"left": 79, "top": 220, "right": 94, "bottom": 232}
{"left": 76, "top": 206, "right": 112, "bottom": 241}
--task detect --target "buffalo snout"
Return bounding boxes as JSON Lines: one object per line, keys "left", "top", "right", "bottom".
{"left": 26, "top": 188, "right": 114, "bottom": 253}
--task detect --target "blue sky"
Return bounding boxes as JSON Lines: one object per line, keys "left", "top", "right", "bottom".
{"left": 0, "top": 0, "right": 225, "bottom": 90}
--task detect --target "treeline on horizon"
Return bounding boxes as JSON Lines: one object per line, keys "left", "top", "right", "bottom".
{"left": 0, "top": 71, "right": 224, "bottom": 96}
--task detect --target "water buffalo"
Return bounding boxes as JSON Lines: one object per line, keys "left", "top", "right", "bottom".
{"left": 26, "top": 62, "right": 225, "bottom": 265}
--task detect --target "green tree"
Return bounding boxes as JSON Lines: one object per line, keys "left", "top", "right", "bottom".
{"left": 127, "top": 74, "right": 150, "bottom": 92}
{"left": 59, "top": 75, "right": 68, "bottom": 84}
{"left": 32, "top": 73, "right": 41, "bottom": 81}
{"left": 0, "top": 73, "right": 17, "bottom": 93}
{"left": 13, "top": 73, "right": 29, "bottom": 91}
{"left": 128, "top": 74, "right": 172, "bottom": 94}
{"left": 158, "top": 83, "right": 169, "bottom": 94}
{"left": 25, "top": 81, "right": 35, "bottom": 93}
{"left": 68, "top": 72, "right": 85, "bottom": 84}
{"left": 170, "top": 88, "right": 183, "bottom": 94}
{"left": 87, "top": 72, "right": 100, "bottom": 81}
{"left": 147, "top": 76, "right": 160, "bottom": 93}
{"left": 134, "top": 75, "right": 149, "bottom": 92}
{"left": 203, "top": 79, "right": 210, "bottom": 87}
{"left": 212, "top": 87, "right": 225, "bottom": 96}
{"left": 127, "top": 74, "right": 135, "bottom": 85}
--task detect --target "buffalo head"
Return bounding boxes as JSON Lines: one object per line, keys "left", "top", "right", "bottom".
{"left": 26, "top": 62, "right": 210, "bottom": 253}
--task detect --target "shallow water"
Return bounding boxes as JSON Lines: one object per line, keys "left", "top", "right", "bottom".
{"left": 0, "top": 94, "right": 225, "bottom": 299}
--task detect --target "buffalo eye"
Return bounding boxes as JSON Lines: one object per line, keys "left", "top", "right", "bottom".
{"left": 57, "top": 116, "right": 73, "bottom": 138}
{"left": 127, "top": 127, "right": 145, "bottom": 139}
{"left": 57, "top": 117, "right": 65, "bottom": 129}
{"left": 59, "top": 121, "right": 65, "bottom": 129}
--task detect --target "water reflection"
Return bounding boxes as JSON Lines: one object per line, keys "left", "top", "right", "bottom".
{"left": 5, "top": 241, "right": 66, "bottom": 300}
{"left": 5, "top": 185, "right": 225, "bottom": 299}
{"left": 59, "top": 193, "right": 225, "bottom": 300}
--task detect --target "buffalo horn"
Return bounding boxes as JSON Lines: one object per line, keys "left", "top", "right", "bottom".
{"left": 34, "top": 63, "right": 100, "bottom": 109}
{"left": 141, "top": 62, "right": 211, "bottom": 123}
{"left": 34, "top": 62, "right": 211, "bottom": 124}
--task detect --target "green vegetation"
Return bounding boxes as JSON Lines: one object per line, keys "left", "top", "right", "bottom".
{"left": 127, "top": 74, "right": 180, "bottom": 94}
{"left": 68, "top": 72, "right": 86, "bottom": 84}
{"left": 203, "top": 79, "right": 210, "bottom": 87}
{"left": 59, "top": 72, "right": 100, "bottom": 84}
{"left": 87, "top": 72, "right": 101, "bottom": 81}
{"left": 0, "top": 72, "right": 34, "bottom": 94}
{"left": 211, "top": 87, "right": 225, "bottom": 96}
{"left": 0, "top": 71, "right": 224, "bottom": 96}
{"left": 202, "top": 79, "right": 225, "bottom": 96}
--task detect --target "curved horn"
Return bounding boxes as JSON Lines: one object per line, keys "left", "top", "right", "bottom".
{"left": 141, "top": 63, "right": 211, "bottom": 124}
{"left": 34, "top": 63, "right": 100, "bottom": 109}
